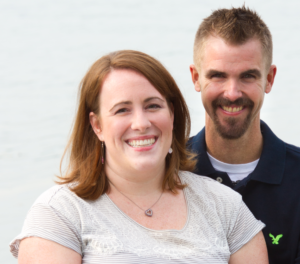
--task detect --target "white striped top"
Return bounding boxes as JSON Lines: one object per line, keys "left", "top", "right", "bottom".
{"left": 10, "top": 171, "right": 265, "bottom": 263}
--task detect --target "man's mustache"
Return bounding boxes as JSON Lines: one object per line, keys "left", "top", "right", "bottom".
{"left": 212, "top": 97, "right": 254, "bottom": 108}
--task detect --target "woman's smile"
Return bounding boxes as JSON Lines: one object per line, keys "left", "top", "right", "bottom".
{"left": 126, "top": 136, "right": 157, "bottom": 150}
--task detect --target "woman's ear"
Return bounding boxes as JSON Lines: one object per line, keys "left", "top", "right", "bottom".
{"left": 89, "top": 112, "right": 104, "bottom": 141}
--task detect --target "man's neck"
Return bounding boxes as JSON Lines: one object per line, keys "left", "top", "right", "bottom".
{"left": 205, "top": 119, "right": 263, "bottom": 164}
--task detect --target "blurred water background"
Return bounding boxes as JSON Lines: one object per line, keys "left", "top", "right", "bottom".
{"left": 1, "top": 0, "right": 300, "bottom": 262}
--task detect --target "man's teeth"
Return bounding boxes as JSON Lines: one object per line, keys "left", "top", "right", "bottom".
{"left": 222, "top": 106, "right": 243, "bottom": 112}
{"left": 128, "top": 138, "right": 156, "bottom": 147}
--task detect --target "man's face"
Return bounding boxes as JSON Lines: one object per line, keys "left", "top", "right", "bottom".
{"left": 191, "top": 36, "right": 276, "bottom": 139}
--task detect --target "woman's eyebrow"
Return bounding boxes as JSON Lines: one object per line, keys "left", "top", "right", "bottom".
{"left": 144, "top": 97, "right": 165, "bottom": 103}
{"left": 109, "top": 97, "right": 164, "bottom": 112}
{"left": 109, "top": 101, "right": 131, "bottom": 112}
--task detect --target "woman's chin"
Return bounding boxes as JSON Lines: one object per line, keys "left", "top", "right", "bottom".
{"left": 129, "top": 159, "right": 164, "bottom": 173}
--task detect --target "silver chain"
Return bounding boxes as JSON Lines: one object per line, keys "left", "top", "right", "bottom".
{"left": 108, "top": 180, "right": 163, "bottom": 217}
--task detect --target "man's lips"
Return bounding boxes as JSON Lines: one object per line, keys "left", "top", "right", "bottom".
{"left": 212, "top": 97, "right": 254, "bottom": 114}
{"left": 126, "top": 137, "right": 157, "bottom": 148}
{"left": 220, "top": 105, "right": 244, "bottom": 113}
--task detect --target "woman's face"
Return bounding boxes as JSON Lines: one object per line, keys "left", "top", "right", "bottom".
{"left": 90, "top": 69, "right": 174, "bottom": 177}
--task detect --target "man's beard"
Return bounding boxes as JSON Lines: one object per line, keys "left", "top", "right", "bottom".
{"left": 211, "top": 97, "right": 254, "bottom": 140}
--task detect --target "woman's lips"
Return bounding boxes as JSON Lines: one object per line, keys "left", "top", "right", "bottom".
{"left": 127, "top": 137, "right": 156, "bottom": 148}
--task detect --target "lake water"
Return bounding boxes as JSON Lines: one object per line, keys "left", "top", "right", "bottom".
{"left": 1, "top": 0, "right": 300, "bottom": 262}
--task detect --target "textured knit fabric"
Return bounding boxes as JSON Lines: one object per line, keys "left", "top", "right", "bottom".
{"left": 10, "top": 171, "right": 265, "bottom": 263}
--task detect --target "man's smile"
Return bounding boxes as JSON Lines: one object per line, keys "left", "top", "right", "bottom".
{"left": 221, "top": 106, "right": 244, "bottom": 113}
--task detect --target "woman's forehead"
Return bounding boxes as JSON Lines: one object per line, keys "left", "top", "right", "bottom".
{"left": 103, "top": 69, "right": 148, "bottom": 88}
{"left": 100, "top": 69, "right": 165, "bottom": 106}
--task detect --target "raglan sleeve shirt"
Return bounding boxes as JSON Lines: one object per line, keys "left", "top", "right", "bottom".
{"left": 10, "top": 185, "right": 83, "bottom": 257}
{"left": 10, "top": 172, "right": 265, "bottom": 263}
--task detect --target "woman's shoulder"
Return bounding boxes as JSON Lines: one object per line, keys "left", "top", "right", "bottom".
{"left": 179, "top": 171, "right": 244, "bottom": 232}
{"left": 179, "top": 170, "right": 242, "bottom": 201}
{"left": 26, "top": 184, "right": 95, "bottom": 230}
{"left": 10, "top": 184, "right": 85, "bottom": 258}
{"left": 30, "top": 184, "right": 90, "bottom": 218}
{"left": 32, "top": 184, "right": 76, "bottom": 206}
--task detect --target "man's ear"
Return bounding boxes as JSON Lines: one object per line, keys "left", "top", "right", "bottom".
{"left": 89, "top": 112, "right": 104, "bottom": 141}
{"left": 265, "top": 65, "right": 277, "bottom": 94}
{"left": 190, "top": 64, "right": 201, "bottom": 92}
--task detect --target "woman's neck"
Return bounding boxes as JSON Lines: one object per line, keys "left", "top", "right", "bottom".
{"left": 105, "top": 163, "right": 165, "bottom": 196}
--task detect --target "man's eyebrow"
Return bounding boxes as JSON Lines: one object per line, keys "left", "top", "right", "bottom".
{"left": 109, "top": 101, "right": 131, "bottom": 112}
{"left": 205, "top": 70, "right": 226, "bottom": 78}
{"left": 241, "top": 69, "right": 261, "bottom": 78}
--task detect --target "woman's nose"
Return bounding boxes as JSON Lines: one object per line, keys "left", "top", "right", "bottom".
{"left": 131, "top": 111, "right": 151, "bottom": 132}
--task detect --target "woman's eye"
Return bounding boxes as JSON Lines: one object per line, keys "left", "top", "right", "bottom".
{"left": 115, "top": 108, "right": 128, "bottom": 114}
{"left": 147, "top": 104, "right": 161, "bottom": 109}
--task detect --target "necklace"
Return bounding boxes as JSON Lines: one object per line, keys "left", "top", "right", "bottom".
{"left": 108, "top": 180, "right": 163, "bottom": 217}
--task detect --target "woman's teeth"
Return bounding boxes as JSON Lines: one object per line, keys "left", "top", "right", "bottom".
{"left": 128, "top": 138, "right": 155, "bottom": 147}
{"left": 222, "top": 106, "right": 243, "bottom": 112}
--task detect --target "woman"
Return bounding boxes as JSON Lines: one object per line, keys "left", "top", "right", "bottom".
{"left": 10, "top": 50, "right": 268, "bottom": 263}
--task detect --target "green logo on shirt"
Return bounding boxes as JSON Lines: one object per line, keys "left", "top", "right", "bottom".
{"left": 269, "top": 233, "right": 283, "bottom": 244}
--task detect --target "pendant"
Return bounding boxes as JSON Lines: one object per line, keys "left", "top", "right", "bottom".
{"left": 145, "top": 209, "right": 153, "bottom": 217}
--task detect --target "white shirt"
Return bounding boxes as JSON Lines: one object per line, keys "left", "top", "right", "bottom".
{"left": 10, "top": 171, "right": 264, "bottom": 264}
{"left": 207, "top": 152, "right": 259, "bottom": 182}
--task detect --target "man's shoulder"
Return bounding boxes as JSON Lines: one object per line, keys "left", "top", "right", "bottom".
{"left": 283, "top": 142, "right": 300, "bottom": 173}
{"left": 187, "top": 128, "right": 205, "bottom": 149}
{"left": 285, "top": 142, "right": 300, "bottom": 156}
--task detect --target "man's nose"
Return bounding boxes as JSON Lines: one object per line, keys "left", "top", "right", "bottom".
{"left": 131, "top": 111, "right": 151, "bottom": 132}
{"left": 223, "top": 79, "right": 242, "bottom": 102}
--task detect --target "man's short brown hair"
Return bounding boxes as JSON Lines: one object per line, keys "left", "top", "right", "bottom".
{"left": 193, "top": 6, "right": 273, "bottom": 69}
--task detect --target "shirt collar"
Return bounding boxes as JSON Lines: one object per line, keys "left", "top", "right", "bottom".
{"left": 188, "top": 120, "right": 286, "bottom": 185}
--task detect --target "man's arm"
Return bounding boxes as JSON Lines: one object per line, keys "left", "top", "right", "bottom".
{"left": 294, "top": 239, "right": 300, "bottom": 263}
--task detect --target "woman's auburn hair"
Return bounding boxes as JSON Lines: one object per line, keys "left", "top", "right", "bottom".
{"left": 57, "top": 50, "right": 196, "bottom": 200}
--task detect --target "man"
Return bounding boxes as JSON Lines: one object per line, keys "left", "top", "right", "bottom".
{"left": 188, "top": 6, "right": 300, "bottom": 264}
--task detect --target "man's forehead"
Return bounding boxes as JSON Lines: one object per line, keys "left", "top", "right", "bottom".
{"left": 196, "top": 35, "right": 266, "bottom": 71}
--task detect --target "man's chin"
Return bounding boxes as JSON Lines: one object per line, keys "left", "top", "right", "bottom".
{"left": 217, "top": 127, "right": 247, "bottom": 139}
{"left": 214, "top": 119, "right": 250, "bottom": 140}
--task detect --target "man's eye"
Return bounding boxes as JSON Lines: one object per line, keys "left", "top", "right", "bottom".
{"left": 243, "top": 74, "right": 255, "bottom": 79}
